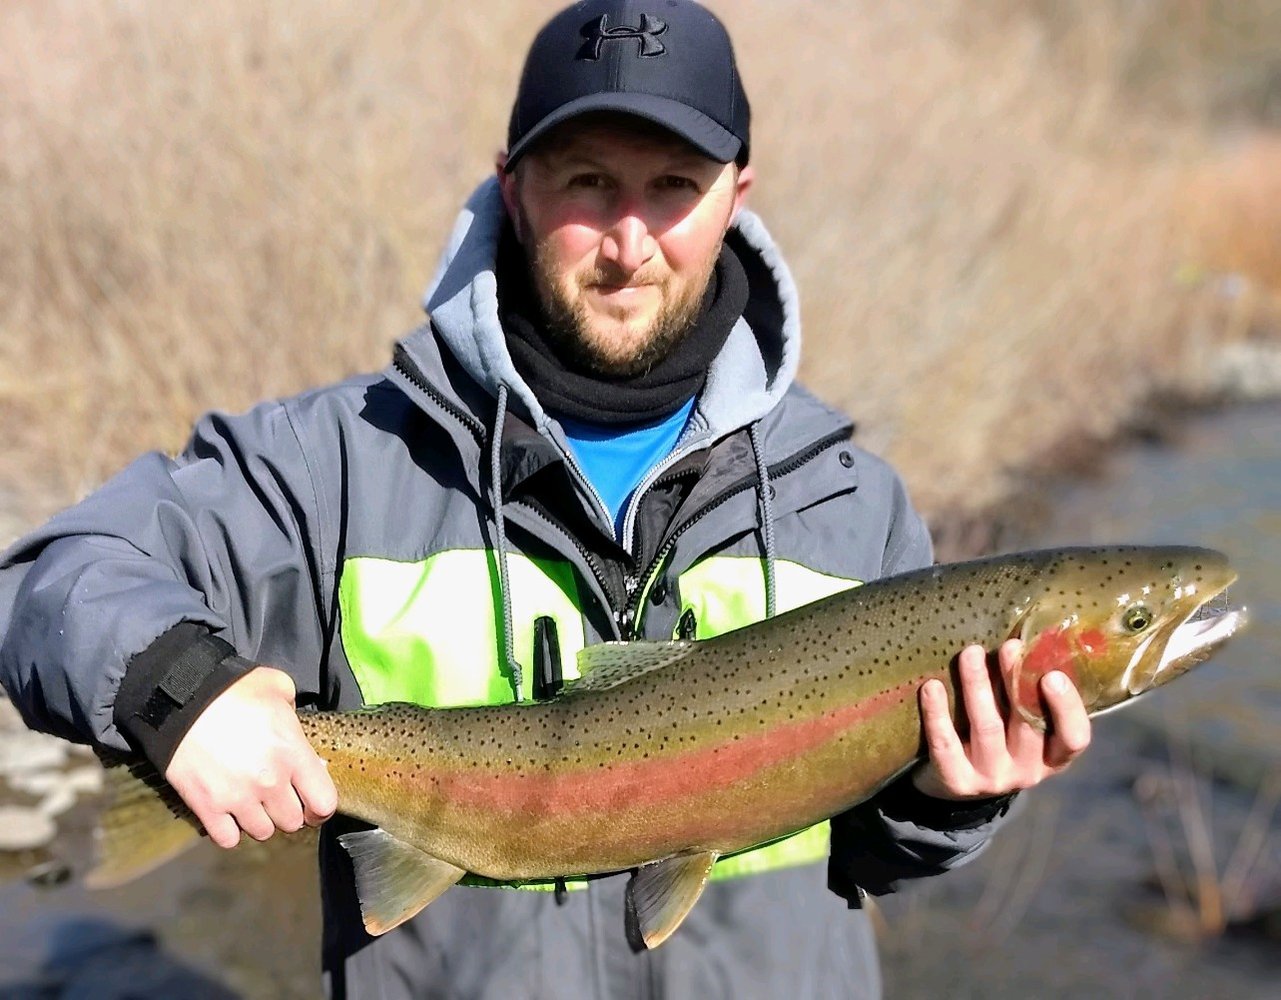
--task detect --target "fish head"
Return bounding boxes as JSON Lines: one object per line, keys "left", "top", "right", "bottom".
{"left": 1008, "top": 546, "right": 1247, "bottom": 728}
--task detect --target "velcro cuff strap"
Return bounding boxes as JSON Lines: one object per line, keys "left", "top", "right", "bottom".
{"left": 115, "top": 623, "right": 255, "bottom": 771}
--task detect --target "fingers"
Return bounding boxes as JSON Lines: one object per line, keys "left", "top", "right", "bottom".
{"left": 295, "top": 751, "right": 339, "bottom": 828}
{"left": 235, "top": 798, "right": 279, "bottom": 842}
{"left": 258, "top": 766, "right": 307, "bottom": 835}
{"left": 956, "top": 645, "right": 1008, "bottom": 774}
{"left": 913, "top": 674, "right": 990, "bottom": 800}
{"left": 999, "top": 639, "right": 1091, "bottom": 772}
{"left": 202, "top": 811, "right": 242, "bottom": 850}
{"left": 914, "top": 640, "right": 1093, "bottom": 800}
{"left": 1039, "top": 670, "right": 1091, "bottom": 769}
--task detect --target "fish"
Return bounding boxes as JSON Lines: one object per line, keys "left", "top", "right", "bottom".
{"left": 87, "top": 545, "right": 1247, "bottom": 949}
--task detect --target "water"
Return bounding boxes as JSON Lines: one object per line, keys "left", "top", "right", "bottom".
{"left": 881, "top": 403, "right": 1281, "bottom": 999}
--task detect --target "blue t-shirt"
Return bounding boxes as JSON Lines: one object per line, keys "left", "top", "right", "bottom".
{"left": 558, "top": 397, "right": 696, "bottom": 538}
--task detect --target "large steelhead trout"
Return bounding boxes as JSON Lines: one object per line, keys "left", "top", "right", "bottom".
{"left": 91, "top": 545, "right": 1247, "bottom": 948}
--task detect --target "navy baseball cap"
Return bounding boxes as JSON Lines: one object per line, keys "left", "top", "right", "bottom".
{"left": 505, "top": 0, "right": 751, "bottom": 170}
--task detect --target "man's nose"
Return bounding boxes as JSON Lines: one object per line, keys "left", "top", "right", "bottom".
{"left": 600, "top": 212, "right": 656, "bottom": 275}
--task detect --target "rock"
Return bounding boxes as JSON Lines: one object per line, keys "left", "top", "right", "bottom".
{"left": 1207, "top": 341, "right": 1281, "bottom": 401}
{"left": 36, "top": 787, "right": 77, "bottom": 819}
{"left": 9, "top": 766, "right": 103, "bottom": 798}
{"left": 0, "top": 806, "right": 57, "bottom": 851}
{"left": 0, "top": 729, "right": 70, "bottom": 776}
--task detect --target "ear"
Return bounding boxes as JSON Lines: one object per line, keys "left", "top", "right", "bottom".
{"left": 729, "top": 164, "right": 755, "bottom": 227}
{"left": 495, "top": 152, "right": 523, "bottom": 241}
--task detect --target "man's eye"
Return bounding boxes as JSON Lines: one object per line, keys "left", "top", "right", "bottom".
{"left": 657, "top": 176, "right": 698, "bottom": 191}
{"left": 567, "top": 174, "right": 605, "bottom": 189}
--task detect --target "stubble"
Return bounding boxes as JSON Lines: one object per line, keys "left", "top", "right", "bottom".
{"left": 523, "top": 219, "right": 719, "bottom": 379}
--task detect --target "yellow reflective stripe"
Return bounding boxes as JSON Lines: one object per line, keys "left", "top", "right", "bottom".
{"left": 338, "top": 551, "right": 586, "bottom": 707}
{"left": 709, "top": 822, "right": 831, "bottom": 881}
{"left": 676, "top": 556, "right": 862, "bottom": 641}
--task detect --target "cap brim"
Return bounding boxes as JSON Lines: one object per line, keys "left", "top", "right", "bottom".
{"left": 506, "top": 93, "right": 741, "bottom": 169}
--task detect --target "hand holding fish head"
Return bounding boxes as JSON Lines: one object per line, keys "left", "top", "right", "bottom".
{"left": 910, "top": 640, "right": 1091, "bottom": 800}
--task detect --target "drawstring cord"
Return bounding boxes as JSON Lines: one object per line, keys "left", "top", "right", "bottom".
{"left": 748, "top": 421, "right": 777, "bottom": 620}
{"left": 490, "top": 385, "right": 525, "bottom": 702}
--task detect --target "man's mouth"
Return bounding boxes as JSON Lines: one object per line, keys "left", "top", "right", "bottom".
{"left": 590, "top": 282, "right": 655, "bottom": 294}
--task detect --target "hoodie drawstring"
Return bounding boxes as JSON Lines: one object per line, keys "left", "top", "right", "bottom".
{"left": 490, "top": 385, "right": 525, "bottom": 702}
{"left": 748, "top": 421, "right": 778, "bottom": 620}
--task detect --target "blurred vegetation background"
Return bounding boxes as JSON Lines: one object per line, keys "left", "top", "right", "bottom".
{"left": 2, "top": 0, "right": 1280, "bottom": 547}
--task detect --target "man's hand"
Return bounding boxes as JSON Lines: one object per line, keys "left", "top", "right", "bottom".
{"left": 911, "top": 639, "right": 1091, "bottom": 800}
{"left": 164, "top": 666, "right": 338, "bottom": 848}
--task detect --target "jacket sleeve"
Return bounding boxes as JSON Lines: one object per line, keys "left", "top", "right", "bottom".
{"left": 827, "top": 474, "right": 1016, "bottom": 901}
{"left": 0, "top": 400, "right": 333, "bottom": 762}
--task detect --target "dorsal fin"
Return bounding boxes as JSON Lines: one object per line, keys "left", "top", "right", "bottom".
{"left": 625, "top": 851, "right": 718, "bottom": 950}
{"left": 567, "top": 640, "right": 696, "bottom": 694}
{"left": 337, "top": 828, "right": 466, "bottom": 935}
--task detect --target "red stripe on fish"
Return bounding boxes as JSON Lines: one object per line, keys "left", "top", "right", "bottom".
{"left": 407, "top": 682, "right": 920, "bottom": 819}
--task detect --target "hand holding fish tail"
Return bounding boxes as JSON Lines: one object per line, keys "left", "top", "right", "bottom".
{"left": 163, "top": 666, "right": 338, "bottom": 848}
{"left": 911, "top": 640, "right": 1092, "bottom": 800}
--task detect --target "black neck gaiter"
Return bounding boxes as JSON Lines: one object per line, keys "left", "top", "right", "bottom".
{"left": 499, "top": 227, "right": 749, "bottom": 425}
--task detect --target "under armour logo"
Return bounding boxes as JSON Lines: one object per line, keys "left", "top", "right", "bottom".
{"left": 577, "top": 14, "right": 668, "bottom": 60}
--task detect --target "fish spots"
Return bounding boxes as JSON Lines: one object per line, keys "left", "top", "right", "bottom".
{"left": 425, "top": 685, "right": 913, "bottom": 820}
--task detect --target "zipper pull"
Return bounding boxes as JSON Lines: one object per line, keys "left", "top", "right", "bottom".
{"left": 617, "top": 604, "right": 636, "bottom": 639}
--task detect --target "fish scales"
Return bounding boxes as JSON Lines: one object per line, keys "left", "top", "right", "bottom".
{"left": 297, "top": 547, "right": 1217, "bottom": 881}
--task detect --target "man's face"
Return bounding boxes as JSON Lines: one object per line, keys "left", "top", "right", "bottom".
{"left": 498, "top": 118, "right": 754, "bottom": 377}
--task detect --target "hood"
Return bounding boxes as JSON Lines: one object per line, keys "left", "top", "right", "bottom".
{"left": 403, "top": 177, "right": 802, "bottom": 446}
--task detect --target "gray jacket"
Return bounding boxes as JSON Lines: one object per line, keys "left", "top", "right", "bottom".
{"left": 0, "top": 180, "right": 1011, "bottom": 999}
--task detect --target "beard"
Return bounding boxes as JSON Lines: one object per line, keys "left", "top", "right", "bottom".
{"left": 524, "top": 232, "right": 719, "bottom": 379}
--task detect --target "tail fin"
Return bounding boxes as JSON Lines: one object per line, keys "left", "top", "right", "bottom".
{"left": 85, "top": 753, "right": 203, "bottom": 889}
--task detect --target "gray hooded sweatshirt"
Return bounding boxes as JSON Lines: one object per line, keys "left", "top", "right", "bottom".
{"left": 0, "top": 180, "right": 1012, "bottom": 999}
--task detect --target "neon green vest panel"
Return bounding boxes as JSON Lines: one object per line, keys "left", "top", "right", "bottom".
{"left": 337, "top": 550, "right": 861, "bottom": 887}
{"left": 339, "top": 551, "right": 586, "bottom": 707}
{"left": 671, "top": 556, "right": 862, "bottom": 881}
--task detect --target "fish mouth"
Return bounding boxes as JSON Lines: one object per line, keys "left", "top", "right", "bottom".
{"left": 1123, "top": 591, "right": 1249, "bottom": 696}
{"left": 1156, "top": 600, "right": 1249, "bottom": 677}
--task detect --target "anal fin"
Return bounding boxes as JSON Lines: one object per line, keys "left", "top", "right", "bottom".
{"left": 337, "top": 828, "right": 466, "bottom": 935}
{"left": 625, "top": 850, "right": 718, "bottom": 951}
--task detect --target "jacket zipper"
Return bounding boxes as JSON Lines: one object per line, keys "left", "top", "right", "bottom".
{"left": 396, "top": 343, "right": 622, "bottom": 536}
{"left": 620, "top": 428, "right": 851, "bottom": 637}
{"left": 395, "top": 345, "right": 629, "bottom": 638}
{"left": 392, "top": 342, "right": 487, "bottom": 443}
{"left": 512, "top": 501, "right": 626, "bottom": 640}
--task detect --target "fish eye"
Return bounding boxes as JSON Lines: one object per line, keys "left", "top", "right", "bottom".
{"left": 1122, "top": 605, "right": 1153, "bottom": 632}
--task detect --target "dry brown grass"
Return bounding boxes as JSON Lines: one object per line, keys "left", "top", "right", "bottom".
{"left": 2, "top": 0, "right": 1279, "bottom": 532}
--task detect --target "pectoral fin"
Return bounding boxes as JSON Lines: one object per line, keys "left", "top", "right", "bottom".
{"left": 337, "top": 828, "right": 466, "bottom": 935}
{"left": 624, "top": 850, "right": 718, "bottom": 951}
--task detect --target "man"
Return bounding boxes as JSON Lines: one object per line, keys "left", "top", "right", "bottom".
{"left": 0, "top": 2, "right": 1090, "bottom": 997}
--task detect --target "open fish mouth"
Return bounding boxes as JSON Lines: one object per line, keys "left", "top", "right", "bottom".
{"left": 1124, "top": 590, "right": 1249, "bottom": 696}
{"left": 1159, "top": 600, "right": 1249, "bottom": 673}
